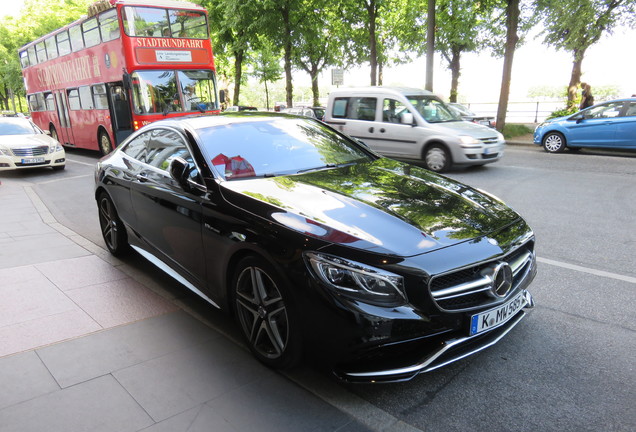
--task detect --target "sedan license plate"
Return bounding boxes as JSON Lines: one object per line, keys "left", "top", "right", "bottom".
{"left": 479, "top": 120, "right": 490, "bottom": 125}
{"left": 21, "top": 157, "right": 45, "bottom": 164}
{"left": 470, "top": 292, "right": 527, "bottom": 336}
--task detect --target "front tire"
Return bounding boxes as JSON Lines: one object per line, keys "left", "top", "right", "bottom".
{"left": 424, "top": 144, "right": 451, "bottom": 172}
{"left": 542, "top": 132, "right": 566, "bottom": 153}
{"left": 99, "top": 131, "right": 113, "bottom": 156}
{"left": 232, "top": 256, "right": 301, "bottom": 369}
{"left": 97, "top": 192, "right": 128, "bottom": 256}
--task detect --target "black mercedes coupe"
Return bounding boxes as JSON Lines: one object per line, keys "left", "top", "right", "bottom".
{"left": 95, "top": 112, "right": 536, "bottom": 382}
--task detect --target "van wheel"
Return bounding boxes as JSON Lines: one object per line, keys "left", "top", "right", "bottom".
{"left": 99, "top": 131, "right": 113, "bottom": 156}
{"left": 424, "top": 145, "right": 450, "bottom": 172}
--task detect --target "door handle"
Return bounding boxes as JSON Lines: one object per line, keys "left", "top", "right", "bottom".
{"left": 368, "top": 127, "right": 374, "bottom": 133}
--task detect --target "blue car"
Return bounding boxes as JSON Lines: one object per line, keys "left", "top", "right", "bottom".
{"left": 533, "top": 98, "right": 636, "bottom": 153}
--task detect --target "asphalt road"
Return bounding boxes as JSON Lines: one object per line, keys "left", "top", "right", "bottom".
{"left": 2, "top": 144, "right": 634, "bottom": 432}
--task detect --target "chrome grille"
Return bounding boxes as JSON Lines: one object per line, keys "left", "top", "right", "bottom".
{"left": 429, "top": 244, "right": 534, "bottom": 312}
{"left": 11, "top": 146, "right": 49, "bottom": 157}
{"left": 479, "top": 137, "right": 499, "bottom": 144}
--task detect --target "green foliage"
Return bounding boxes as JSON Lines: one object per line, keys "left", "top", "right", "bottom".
{"left": 546, "top": 106, "right": 578, "bottom": 120}
{"left": 502, "top": 123, "right": 533, "bottom": 139}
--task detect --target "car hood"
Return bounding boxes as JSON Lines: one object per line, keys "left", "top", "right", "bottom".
{"left": 219, "top": 158, "right": 520, "bottom": 257}
{"left": 432, "top": 120, "right": 500, "bottom": 139}
{"left": 0, "top": 134, "right": 55, "bottom": 149}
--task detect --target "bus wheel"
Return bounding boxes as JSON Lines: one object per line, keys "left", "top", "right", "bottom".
{"left": 99, "top": 131, "right": 113, "bottom": 156}
{"left": 50, "top": 126, "right": 58, "bottom": 142}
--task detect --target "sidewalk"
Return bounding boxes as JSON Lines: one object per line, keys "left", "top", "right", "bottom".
{"left": 0, "top": 178, "right": 418, "bottom": 432}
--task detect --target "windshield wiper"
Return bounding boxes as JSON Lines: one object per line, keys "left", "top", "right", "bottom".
{"left": 297, "top": 162, "right": 356, "bottom": 174}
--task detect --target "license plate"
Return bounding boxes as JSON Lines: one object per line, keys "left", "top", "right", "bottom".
{"left": 21, "top": 157, "right": 45, "bottom": 164}
{"left": 484, "top": 147, "right": 495, "bottom": 155}
{"left": 479, "top": 120, "right": 490, "bottom": 125}
{"left": 470, "top": 292, "right": 527, "bottom": 336}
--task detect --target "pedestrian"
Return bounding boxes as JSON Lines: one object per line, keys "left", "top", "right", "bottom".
{"left": 579, "top": 82, "right": 594, "bottom": 110}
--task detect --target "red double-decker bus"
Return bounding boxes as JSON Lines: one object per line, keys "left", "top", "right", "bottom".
{"left": 19, "top": 0, "right": 219, "bottom": 155}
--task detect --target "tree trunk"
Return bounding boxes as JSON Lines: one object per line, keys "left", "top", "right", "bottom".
{"left": 496, "top": 0, "right": 520, "bottom": 133}
{"left": 310, "top": 67, "right": 320, "bottom": 107}
{"left": 368, "top": 0, "right": 378, "bottom": 86}
{"left": 425, "top": 0, "right": 435, "bottom": 91}
{"left": 265, "top": 80, "right": 270, "bottom": 111}
{"left": 449, "top": 46, "right": 461, "bottom": 102}
{"left": 232, "top": 50, "right": 244, "bottom": 106}
{"left": 378, "top": 61, "right": 383, "bottom": 86}
{"left": 567, "top": 47, "right": 586, "bottom": 108}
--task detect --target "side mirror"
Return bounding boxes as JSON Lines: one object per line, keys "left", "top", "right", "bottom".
{"left": 401, "top": 112, "right": 415, "bottom": 126}
{"left": 169, "top": 157, "right": 189, "bottom": 186}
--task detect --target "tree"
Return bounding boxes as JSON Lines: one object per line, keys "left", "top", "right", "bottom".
{"left": 251, "top": 38, "right": 282, "bottom": 110}
{"left": 536, "top": 0, "right": 636, "bottom": 108}
{"left": 496, "top": 0, "right": 523, "bottom": 132}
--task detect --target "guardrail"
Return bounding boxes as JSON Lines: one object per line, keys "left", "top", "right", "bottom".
{"left": 463, "top": 100, "right": 568, "bottom": 123}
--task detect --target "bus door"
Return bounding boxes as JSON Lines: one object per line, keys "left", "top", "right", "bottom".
{"left": 54, "top": 90, "right": 75, "bottom": 146}
{"left": 107, "top": 82, "right": 133, "bottom": 145}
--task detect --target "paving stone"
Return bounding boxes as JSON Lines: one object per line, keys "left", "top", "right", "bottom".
{"left": 35, "top": 255, "right": 128, "bottom": 291}
{"left": 0, "top": 351, "right": 59, "bottom": 410}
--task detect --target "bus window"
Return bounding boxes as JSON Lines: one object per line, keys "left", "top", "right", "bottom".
{"left": 178, "top": 70, "right": 217, "bottom": 111}
{"left": 169, "top": 10, "right": 208, "bottom": 39}
{"left": 28, "top": 94, "right": 40, "bottom": 112}
{"left": 68, "top": 89, "right": 81, "bottom": 110}
{"left": 35, "top": 42, "right": 47, "bottom": 63}
{"left": 99, "top": 9, "right": 120, "bottom": 42}
{"left": 79, "top": 86, "right": 94, "bottom": 110}
{"left": 83, "top": 17, "right": 100, "bottom": 48}
{"left": 45, "top": 37, "right": 58, "bottom": 59}
{"left": 92, "top": 84, "right": 109, "bottom": 109}
{"left": 27, "top": 47, "right": 37, "bottom": 67}
{"left": 123, "top": 6, "right": 169, "bottom": 37}
{"left": 45, "top": 92, "right": 56, "bottom": 111}
{"left": 69, "top": 24, "right": 84, "bottom": 52}
{"left": 19, "top": 51, "right": 29, "bottom": 69}
{"left": 56, "top": 31, "right": 71, "bottom": 56}
{"left": 131, "top": 71, "right": 180, "bottom": 114}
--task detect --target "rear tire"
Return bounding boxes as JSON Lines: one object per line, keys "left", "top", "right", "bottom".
{"left": 232, "top": 256, "right": 302, "bottom": 369}
{"left": 97, "top": 192, "right": 129, "bottom": 256}
{"left": 99, "top": 131, "right": 113, "bottom": 156}
{"left": 424, "top": 144, "right": 451, "bottom": 172}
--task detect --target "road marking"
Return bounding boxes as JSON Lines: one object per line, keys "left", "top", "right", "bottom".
{"left": 37, "top": 174, "right": 93, "bottom": 185}
{"left": 67, "top": 158, "right": 97, "bottom": 167}
{"left": 538, "top": 257, "right": 636, "bottom": 285}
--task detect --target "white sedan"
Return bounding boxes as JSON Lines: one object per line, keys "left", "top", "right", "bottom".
{"left": 0, "top": 117, "right": 65, "bottom": 171}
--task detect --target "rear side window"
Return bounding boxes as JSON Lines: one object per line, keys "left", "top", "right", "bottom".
{"left": 332, "top": 97, "right": 377, "bottom": 121}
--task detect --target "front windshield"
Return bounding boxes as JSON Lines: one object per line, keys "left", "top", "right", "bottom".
{"left": 131, "top": 70, "right": 218, "bottom": 114}
{"left": 0, "top": 119, "right": 38, "bottom": 135}
{"left": 196, "top": 116, "right": 374, "bottom": 180}
{"left": 407, "top": 96, "right": 462, "bottom": 123}
{"left": 122, "top": 6, "right": 209, "bottom": 39}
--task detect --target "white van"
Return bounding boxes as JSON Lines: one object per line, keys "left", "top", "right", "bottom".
{"left": 324, "top": 87, "right": 505, "bottom": 172}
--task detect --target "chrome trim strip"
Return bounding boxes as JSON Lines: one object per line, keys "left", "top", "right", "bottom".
{"left": 342, "top": 292, "right": 532, "bottom": 380}
{"left": 432, "top": 275, "right": 492, "bottom": 298}
{"left": 130, "top": 244, "right": 221, "bottom": 309}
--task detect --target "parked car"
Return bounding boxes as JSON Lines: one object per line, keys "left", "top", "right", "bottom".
{"left": 0, "top": 117, "right": 65, "bottom": 171}
{"left": 95, "top": 112, "right": 536, "bottom": 382}
{"left": 324, "top": 87, "right": 505, "bottom": 172}
{"left": 448, "top": 102, "right": 496, "bottom": 128}
{"left": 224, "top": 105, "right": 258, "bottom": 112}
{"left": 286, "top": 106, "right": 326, "bottom": 121}
{"left": 534, "top": 97, "right": 636, "bottom": 152}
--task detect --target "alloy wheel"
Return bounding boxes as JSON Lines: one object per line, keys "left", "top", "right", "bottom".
{"left": 235, "top": 266, "right": 290, "bottom": 360}
{"left": 543, "top": 133, "right": 565, "bottom": 153}
{"left": 98, "top": 196, "right": 119, "bottom": 252}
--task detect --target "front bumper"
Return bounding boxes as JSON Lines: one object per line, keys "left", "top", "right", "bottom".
{"left": 0, "top": 152, "right": 66, "bottom": 170}
{"left": 453, "top": 142, "right": 505, "bottom": 166}
{"left": 334, "top": 290, "right": 534, "bottom": 383}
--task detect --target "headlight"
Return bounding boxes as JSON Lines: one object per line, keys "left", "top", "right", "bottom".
{"left": 459, "top": 135, "right": 481, "bottom": 147}
{"left": 305, "top": 252, "right": 407, "bottom": 306}
{"left": 0, "top": 147, "right": 12, "bottom": 156}
{"left": 49, "top": 143, "right": 63, "bottom": 154}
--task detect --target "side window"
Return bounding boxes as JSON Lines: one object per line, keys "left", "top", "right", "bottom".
{"left": 587, "top": 102, "right": 623, "bottom": 119}
{"left": 45, "top": 37, "right": 58, "bottom": 59}
{"left": 28, "top": 94, "right": 40, "bottom": 112}
{"left": 83, "top": 17, "right": 101, "bottom": 48}
{"left": 350, "top": 97, "right": 377, "bottom": 121}
{"left": 332, "top": 98, "right": 349, "bottom": 118}
{"left": 623, "top": 102, "right": 636, "bottom": 117}
{"left": 19, "top": 50, "right": 29, "bottom": 69}
{"left": 44, "top": 93, "right": 56, "bottom": 111}
{"left": 122, "top": 131, "right": 151, "bottom": 162}
{"left": 35, "top": 42, "right": 47, "bottom": 63}
{"left": 382, "top": 98, "right": 410, "bottom": 123}
{"left": 146, "top": 129, "right": 193, "bottom": 172}
{"left": 56, "top": 31, "right": 71, "bottom": 57}
{"left": 99, "top": 9, "right": 120, "bottom": 42}
{"left": 35, "top": 93, "right": 45, "bottom": 111}
{"left": 79, "top": 86, "right": 94, "bottom": 109}
{"left": 27, "top": 47, "right": 37, "bottom": 67}
{"left": 92, "top": 84, "right": 109, "bottom": 109}
{"left": 69, "top": 25, "right": 84, "bottom": 52}
{"left": 67, "top": 89, "right": 81, "bottom": 110}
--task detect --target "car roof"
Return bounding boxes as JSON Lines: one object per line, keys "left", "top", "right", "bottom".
{"left": 328, "top": 86, "right": 435, "bottom": 97}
